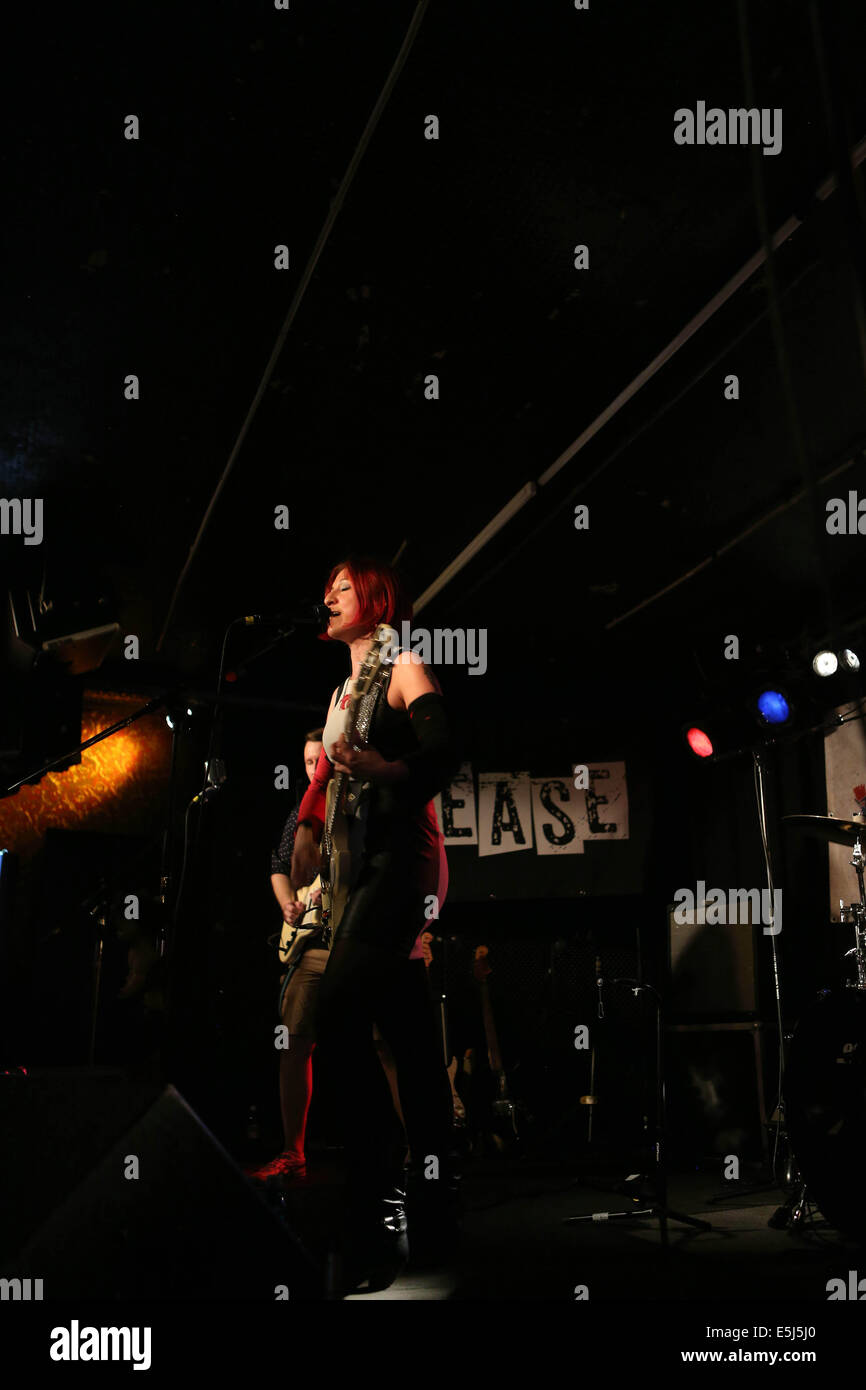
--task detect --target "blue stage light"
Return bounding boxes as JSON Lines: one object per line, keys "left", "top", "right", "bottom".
{"left": 756, "top": 690, "right": 790, "bottom": 725}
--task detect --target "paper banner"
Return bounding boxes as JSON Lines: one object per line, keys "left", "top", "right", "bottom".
{"left": 530, "top": 778, "right": 584, "bottom": 854}
{"left": 570, "top": 762, "right": 629, "bottom": 840}
{"left": 434, "top": 761, "right": 478, "bottom": 846}
{"left": 477, "top": 771, "right": 534, "bottom": 857}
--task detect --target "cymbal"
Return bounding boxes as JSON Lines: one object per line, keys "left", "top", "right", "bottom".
{"left": 782, "top": 814, "right": 866, "bottom": 847}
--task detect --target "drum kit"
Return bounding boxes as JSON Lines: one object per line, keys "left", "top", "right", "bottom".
{"left": 780, "top": 812, "right": 866, "bottom": 1241}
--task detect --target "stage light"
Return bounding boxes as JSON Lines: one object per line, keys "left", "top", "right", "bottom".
{"left": 812, "top": 650, "right": 838, "bottom": 677}
{"left": 686, "top": 727, "right": 714, "bottom": 758}
{"left": 0, "top": 694, "right": 171, "bottom": 855}
{"left": 165, "top": 713, "right": 175, "bottom": 731}
{"left": 756, "top": 689, "right": 790, "bottom": 725}
{"left": 840, "top": 649, "right": 860, "bottom": 672}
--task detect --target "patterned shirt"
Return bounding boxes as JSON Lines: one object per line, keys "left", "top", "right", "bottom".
{"left": 270, "top": 802, "right": 300, "bottom": 877}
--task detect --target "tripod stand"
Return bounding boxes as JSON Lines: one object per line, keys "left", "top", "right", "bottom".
{"left": 563, "top": 922, "right": 712, "bottom": 1245}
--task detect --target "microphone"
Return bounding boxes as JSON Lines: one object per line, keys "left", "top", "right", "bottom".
{"left": 240, "top": 602, "right": 331, "bottom": 627}
{"left": 190, "top": 784, "right": 220, "bottom": 806}
{"left": 191, "top": 757, "right": 227, "bottom": 806}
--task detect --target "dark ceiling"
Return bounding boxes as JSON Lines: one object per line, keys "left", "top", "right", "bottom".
{"left": 4, "top": 0, "right": 866, "bottom": 727}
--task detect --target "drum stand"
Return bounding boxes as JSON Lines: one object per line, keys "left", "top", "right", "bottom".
{"left": 773, "top": 824, "right": 866, "bottom": 1232}
{"left": 768, "top": 1180, "right": 812, "bottom": 1231}
{"left": 841, "top": 834, "right": 866, "bottom": 989}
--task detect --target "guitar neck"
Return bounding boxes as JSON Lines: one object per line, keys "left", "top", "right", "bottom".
{"left": 324, "top": 768, "right": 348, "bottom": 843}
{"left": 320, "top": 624, "right": 396, "bottom": 880}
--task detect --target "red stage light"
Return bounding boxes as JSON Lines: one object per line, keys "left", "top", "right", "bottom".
{"left": 686, "top": 727, "right": 713, "bottom": 758}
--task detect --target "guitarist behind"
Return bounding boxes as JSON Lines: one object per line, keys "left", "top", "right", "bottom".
{"left": 247, "top": 728, "right": 328, "bottom": 1186}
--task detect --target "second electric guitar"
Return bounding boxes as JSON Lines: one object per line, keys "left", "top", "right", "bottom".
{"left": 473, "top": 944, "right": 520, "bottom": 1151}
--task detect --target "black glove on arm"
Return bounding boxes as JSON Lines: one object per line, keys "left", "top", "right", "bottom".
{"left": 399, "top": 692, "right": 460, "bottom": 802}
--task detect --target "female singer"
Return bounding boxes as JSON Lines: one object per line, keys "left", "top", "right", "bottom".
{"left": 291, "top": 555, "right": 460, "bottom": 1292}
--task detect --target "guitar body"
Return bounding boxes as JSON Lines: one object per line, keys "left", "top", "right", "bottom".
{"left": 278, "top": 874, "right": 322, "bottom": 968}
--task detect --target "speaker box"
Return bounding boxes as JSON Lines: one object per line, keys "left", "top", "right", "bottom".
{"left": 0, "top": 1069, "right": 322, "bottom": 1300}
{"left": 665, "top": 1025, "right": 769, "bottom": 1164}
{"left": 667, "top": 903, "right": 758, "bottom": 1017}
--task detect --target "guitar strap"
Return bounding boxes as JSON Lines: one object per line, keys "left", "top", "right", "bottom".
{"left": 352, "top": 667, "right": 389, "bottom": 754}
{"left": 343, "top": 668, "right": 389, "bottom": 823}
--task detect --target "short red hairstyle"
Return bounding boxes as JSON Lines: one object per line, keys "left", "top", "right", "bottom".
{"left": 320, "top": 555, "right": 413, "bottom": 641}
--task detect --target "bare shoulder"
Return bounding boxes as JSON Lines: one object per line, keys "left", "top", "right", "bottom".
{"left": 390, "top": 649, "right": 442, "bottom": 705}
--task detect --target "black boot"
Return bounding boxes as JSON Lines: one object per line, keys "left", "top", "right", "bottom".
{"left": 405, "top": 1152, "right": 462, "bottom": 1268}
{"left": 340, "top": 1168, "right": 409, "bottom": 1295}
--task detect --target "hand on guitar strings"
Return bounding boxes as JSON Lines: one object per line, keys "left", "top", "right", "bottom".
{"left": 331, "top": 733, "right": 405, "bottom": 784}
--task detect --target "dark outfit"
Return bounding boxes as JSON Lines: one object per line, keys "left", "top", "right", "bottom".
{"left": 297, "top": 672, "right": 459, "bottom": 1260}
{"left": 270, "top": 803, "right": 300, "bottom": 880}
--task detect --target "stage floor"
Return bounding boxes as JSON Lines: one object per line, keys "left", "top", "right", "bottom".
{"left": 263, "top": 1156, "right": 864, "bottom": 1301}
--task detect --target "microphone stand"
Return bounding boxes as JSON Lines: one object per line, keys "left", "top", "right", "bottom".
{"left": 3, "top": 695, "right": 168, "bottom": 797}
{"left": 3, "top": 694, "right": 170, "bottom": 1070}
{"left": 163, "top": 615, "right": 305, "bottom": 1065}
{"left": 752, "top": 746, "right": 806, "bottom": 1229}
{"left": 563, "top": 923, "right": 712, "bottom": 1244}
{"left": 1, "top": 632, "right": 320, "bottom": 1072}
{"left": 85, "top": 880, "right": 109, "bottom": 1067}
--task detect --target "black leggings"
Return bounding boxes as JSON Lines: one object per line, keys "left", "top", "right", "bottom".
{"left": 315, "top": 939, "right": 453, "bottom": 1187}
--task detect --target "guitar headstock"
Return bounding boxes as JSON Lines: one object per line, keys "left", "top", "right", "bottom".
{"left": 473, "top": 944, "right": 492, "bottom": 983}
{"left": 347, "top": 624, "right": 400, "bottom": 724}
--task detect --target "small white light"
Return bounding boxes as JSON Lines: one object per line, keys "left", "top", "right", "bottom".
{"left": 165, "top": 713, "right": 175, "bottom": 730}
{"left": 812, "top": 650, "right": 838, "bottom": 677}
{"left": 840, "top": 649, "right": 861, "bottom": 672}
{"left": 186, "top": 707, "right": 193, "bottom": 717}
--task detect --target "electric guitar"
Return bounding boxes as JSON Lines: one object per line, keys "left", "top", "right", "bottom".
{"left": 422, "top": 932, "right": 466, "bottom": 1126}
{"left": 473, "top": 945, "right": 520, "bottom": 1150}
{"left": 319, "top": 623, "right": 398, "bottom": 946}
{"left": 277, "top": 875, "right": 323, "bottom": 969}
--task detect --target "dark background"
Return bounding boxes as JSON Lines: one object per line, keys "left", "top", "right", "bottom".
{"left": 3, "top": 0, "right": 866, "bottom": 1161}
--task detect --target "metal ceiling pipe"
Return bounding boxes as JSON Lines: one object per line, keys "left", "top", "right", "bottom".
{"left": 414, "top": 136, "right": 866, "bottom": 617}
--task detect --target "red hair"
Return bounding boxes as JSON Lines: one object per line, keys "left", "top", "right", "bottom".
{"left": 320, "top": 555, "right": 413, "bottom": 641}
